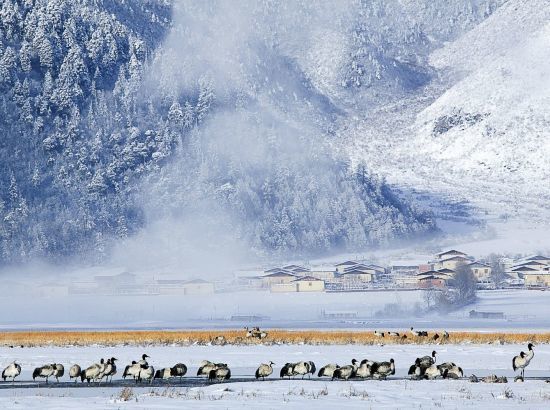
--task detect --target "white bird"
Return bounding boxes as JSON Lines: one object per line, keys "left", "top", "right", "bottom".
{"left": 122, "top": 361, "right": 141, "bottom": 380}
{"left": 137, "top": 354, "right": 150, "bottom": 366}
{"left": 374, "top": 330, "right": 385, "bottom": 338}
{"left": 355, "top": 359, "right": 374, "bottom": 379}
{"left": 441, "top": 364, "right": 463, "bottom": 379}
{"left": 438, "top": 366, "right": 464, "bottom": 379}
{"left": 255, "top": 361, "right": 274, "bottom": 380}
{"left": 52, "top": 363, "right": 64, "bottom": 382}
{"left": 442, "top": 330, "right": 449, "bottom": 340}
{"left": 306, "top": 361, "right": 316, "bottom": 377}
{"left": 138, "top": 365, "right": 155, "bottom": 384}
{"left": 33, "top": 364, "right": 55, "bottom": 383}
{"left": 197, "top": 360, "right": 218, "bottom": 377}
{"left": 2, "top": 362, "right": 21, "bottom": 383}
{"left": 81, "top": 360, "right": 104, "bottom": 383}
{"left": 154, "top": 367, "right": 173, "bottom": 380}
{"left": 69, "top": 364, "right": 81, "bottom": 382}
{"left": 513, "top": 343, "right": 535, "bottom": 378}
{"left": 280, "top": 363, "right": 294, "bottom": 379}
{"left": 423, "top": 364, "right": 443, "bottom": 380}
{"left": 332, "top": 359, "right": 358, "bottom": 380}
{"left": 370, "top": 359, "right": 395, "bottom": 379}
{"left": 388, "top": 332, "right": 400, "bottom": 337}
{"left": 209, "top": 366, "right": 231, "bottom": 382}
{"left": 171, "top": 363, "right": 187, "bottom": 380}
{"left": 317, "top": 363, "right": 339, "bottom": 378}
{"left": 408, "top": 359, "right": 424, "bottom": 380}
{"left": 418, "top": 351, "right": 437, "bottom": 368}
{"left": 103, "top": 358, "right": 117, "bottom": 382}
{"left": 291, "top": 361, "right": 311, "bottom": 379}
{"left": 410, "top": 327, "right": 422, "bottom": 337}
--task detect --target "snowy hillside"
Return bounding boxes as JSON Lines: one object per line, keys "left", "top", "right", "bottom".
{"left": 1, "top": 0, "right": 545, "bottom": 266}
{"left": 414, "top": 0, "right": 550, "bottom": 213}
{"left": 348, "top": 0, "right": 550, "bottom": 253}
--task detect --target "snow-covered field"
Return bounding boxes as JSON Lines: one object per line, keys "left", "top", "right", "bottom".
{"left": 2, "top": 289, "right": 550, "bottom": 331}
{"left": 2, "top": 288, "right": 550, "bottom": 331}
{"left": 1, "top": 343, "right": 549, "bottom": 408}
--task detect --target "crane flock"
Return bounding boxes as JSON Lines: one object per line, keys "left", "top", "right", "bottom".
{"left": 0, "top": 342, "right": 536, "bottom": 386}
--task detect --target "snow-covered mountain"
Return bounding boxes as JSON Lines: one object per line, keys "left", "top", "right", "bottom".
{"left": 1, "top": 0, "right": 545, "bottom": 266}
{"left": 347, "top": 0, "right": 550, "bottom": 253}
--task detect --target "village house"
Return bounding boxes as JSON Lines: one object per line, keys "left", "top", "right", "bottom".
{"left": 523, "top": 255, "right": 550, "bottom": 265}
{"left": 510, "top": 265, "right": 539, "bottom": 279}
{"left": 415, "top": 270, "right": 451, "bottom": 289}
{"left": 418, "top": 263, "right": 433, "bottom": 273}
{"left": 335, "top": 261, "right": 359, "bottom": 273}
{"left": 434, "top": 255, "right": 471, "bottom": 270}
{"left": 282, "top": 265, "right": 310, "bottom": 275}
{"left": 391, "top": 265, "right": 420, "bottom": 276}
{"left": 523, "top": 271, "right": 550, "bottom": 287}
{"left": 338, "top": 269, "right": 375, "bottom": 283}
{"left": 434, "top": 249, "right": 468, "bottom": 261}
{"left": 516, "top": 260, "right": 548, "bottom": 269}
{"left": 155, "top": 279, "right": 215, "bottom": 295}
{"left": 93, "top": 272, "right": 143, "bottom": 294}
{"left": 261, "top": 271, "right": 296, "bottom": 288}
{"left": 394, "top": 275, "right": 419, "bottom": 288}
{"left": 417, "top": 275, "right": 447, "bottom": 289}
{"left": 468, "top": 261, "right": 492, "bottom": 282}
{"left": 270, "top": 276, "right": 325, "bottom": 292}
{"left": 180, "top": 279, "right": 215, "bottom": 294}
{"left": 308, "top": 270, "right": 336, "bottom": 280}
{"left": 293, "top": 276, "right": 325, "bottom": 292}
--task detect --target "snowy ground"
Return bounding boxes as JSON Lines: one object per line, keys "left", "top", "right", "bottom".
{"left": 1, "top": 343, "right": 549, "bottom": 408}
{"left": 2, "top": 289, "right": 550, "bottom": 331}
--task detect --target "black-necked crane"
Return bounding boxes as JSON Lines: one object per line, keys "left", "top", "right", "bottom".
{"left": 137, "top": 354, "right": 150, "bottom": 366}
{"left": 69, "top": 364, "right": 81, "bottom": 382}
{"left": 2, "top": 362, "right": 21, "bottom": 383}
{"left": 197, "top": 360, "right": 217, "bottom": 377}
{"left": 408, "top": 358, "right": 424, "bottom": 380}
{"left": 103, "top": 358, "right": 117, "bottom": 382}
{"left": 441, "top": 364, "right": 463, "bottom": 379}
{"left": 123, "top": 361, "right": 141, "bottom": 380}
{"left": 52, "top": 363, "right": 64, "bottom": 382}
{"left": 81, "top": 359, "right": 104, "bottom": 383}
{"left": 280, "top": 363, "right": 294, "bottom": 379}
{"left": 418, "top": 351, "right": 437, "bottom": 368}
{"left": 138, "top": 364, "right": 155, "bottom": 384}
{"left": 513, "top": 343, "right": 535, "bottom": 379}
{"left": 355, "top": 359, "right": 374, "bottom": 379}
{"left": 209, "top": 366, "right": 231, "bottom": 382}
{"left": 317, "top": 363, "right": 339, "bottom": 378}
{"left": 171, "top": 363, "right": 187, "bottom": 380}
{"left": 291, "top": 361, "right": 312, "bottom": 379}
{"left": 33, "top": 364, "right": 55, "bottom": 383}
{"left": 370, "top": 358, "right": 395, "bottom": 379}
{"left": 332, "top": 359, "right": 358, "bottom": 380}
{"left": 423, "top": 364, "right": 443, "bottom": 379}
{"left": 255, "top": 361, "right": 274, "bottom": 380}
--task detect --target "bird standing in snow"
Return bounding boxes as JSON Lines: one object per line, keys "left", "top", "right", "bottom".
{"left": 255, "top": 361, "right": 274, "bottom": 380}
{"left": 2, "top": 362, "right": 21, "bottom": 383}
{"left": 513, "top": 343, "right": 535, "bottom": 379}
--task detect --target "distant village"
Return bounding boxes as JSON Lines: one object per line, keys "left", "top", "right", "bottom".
{"left": 12, "top": 249, "right": 550, "bottom": 299}
{"left": 243, "top": 250, "right": 550, "bottom": 293}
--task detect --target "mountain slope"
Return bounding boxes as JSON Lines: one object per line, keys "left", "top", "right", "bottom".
{"left": 0, "top": 0, "right": 447, "bottom": 264}
{"left": 346, "top": 0, "right": 550, "bottom": 254}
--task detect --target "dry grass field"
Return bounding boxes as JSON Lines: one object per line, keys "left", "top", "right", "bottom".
{"left": 1, "top": 329, "right": 549, "bottom": 347}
